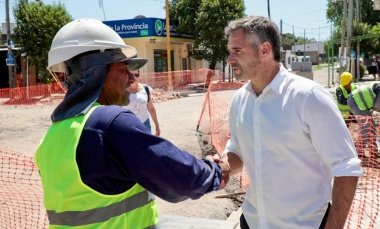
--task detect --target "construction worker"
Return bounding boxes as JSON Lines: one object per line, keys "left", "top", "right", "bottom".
{"left": 335, "top": 72, "right": 357, "bottom": 126}
{"left": 34, "top": 19, "right": 222, "bottom": 228}
{"left": 347, "top": 82, "right": 380, "bottom": 157}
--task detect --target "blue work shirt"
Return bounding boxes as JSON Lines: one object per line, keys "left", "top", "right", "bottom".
{"left": 76, "top": 105, "right": 222, "bottom": 203}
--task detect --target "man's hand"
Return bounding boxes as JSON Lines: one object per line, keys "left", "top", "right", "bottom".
{"left": 206, "top": 153, "right": 243, "bottom": 190}
{"left": 205, "top": 154, "right": 231, "bottom": 190}
{"left": 218, "top": 157, "right": 231, "bottom": 190}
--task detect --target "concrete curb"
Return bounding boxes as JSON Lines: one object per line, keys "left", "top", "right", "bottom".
{"left": 160, "top": 214, "right": 239, "bottom": 229}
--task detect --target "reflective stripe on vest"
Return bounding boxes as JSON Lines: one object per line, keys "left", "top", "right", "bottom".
{"left": 35, "top": 104, "right": 158, "bottom": 228}
{"left": 337, "top": 84, "right": 356, "bottom": 119}
{"left": 352, "top": 84, "right": 376, "bottom": 110}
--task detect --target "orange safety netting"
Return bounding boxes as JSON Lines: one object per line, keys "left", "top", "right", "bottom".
{"left": 0, "top": 69, "right": 225, "bottom": 106}
{"left": 197, "top": 83, "right": 380, "bottom": 228}
{"left": 139, "top": 68, "right": 223, "bottom": 91}
{"left": 0, "top": 82, "right": 66, "bottom": 105}
{"left": 0, "top": 149, "right": 48, "bottom": 229}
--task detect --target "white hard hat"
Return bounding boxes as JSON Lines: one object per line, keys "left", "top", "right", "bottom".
{"left": 48, "top": 18, "right": 137, "bottom": 72}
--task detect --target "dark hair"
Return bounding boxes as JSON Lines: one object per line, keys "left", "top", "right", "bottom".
{"left": 225, "top": 16, "right": 281, "bottom": 62}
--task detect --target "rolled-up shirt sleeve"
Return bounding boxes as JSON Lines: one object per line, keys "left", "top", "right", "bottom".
{"left": 303, "top": 85, "right": 363, "bottom": 177}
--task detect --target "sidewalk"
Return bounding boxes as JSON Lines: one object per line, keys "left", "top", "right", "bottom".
{"left": 160, "top": 214, "right": 239, "bottom": 229}
{"left": 312, "top": 67, "right": 379, "bottom": 93}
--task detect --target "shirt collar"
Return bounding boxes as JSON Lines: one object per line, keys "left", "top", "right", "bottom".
{"left": 264, "top": 63, "right": 289, "bottom": 95}
{"left": 243, "top": 64, "right": 289, "bottom": 95}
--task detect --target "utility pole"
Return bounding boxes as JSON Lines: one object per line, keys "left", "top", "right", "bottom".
{"left": 303, "top": 29, "right": 306, "bottom": 62}
{"left": 346, "top": 0, "right": 354, "bottom": 73}
{"left": 318, "top": 26, "right": 320, "bottom": 64}
{"left": 280, "top": 19, "right": 284, "bottom": 51}
{"left": 165, "top": 0, "right": 173, "bottom": 92}
{"left": 355, "top": 0, "right": 360, "bottom": 81}
{"left": 98, "top": 0, "right": 106, "bottom": 21}
{"left": 340, "top": 0, "right": 348, "bottom": 75}
{"left": 267, "top": 0, "right": 271, "bottom": 19}
{"left": 292, "top": 26, "right": 295, "bottom": 51}
{"left": 5, "top": 0, "right": 14, "bottom": 88}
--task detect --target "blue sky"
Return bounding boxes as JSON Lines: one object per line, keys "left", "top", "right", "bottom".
{"left": 2, "top": 0, "right": 331, "bottom": 41}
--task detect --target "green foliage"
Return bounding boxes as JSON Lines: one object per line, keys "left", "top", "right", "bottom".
{"left": 369, "top": 24, "right": 380, "bottom": 55}
{"left": 325, "top": 21, "right": 377, "bottom": 57}
{"left": 358, "top": 0, "right": 380, "bottom": 26}
{"left": 325, "top": 0, "right": 380, "bottom": 59}
{"left": 282, "top": 33, "right": 316, "bottom": 50}
{"left": 170, "top": 0, "right": 245, "bottom": 69}
{"left": 326, "top": 0, "right": 380, "bottom": 27}
{"left": 170, "top": 0, "right": 201, "bottom": 37}
{"left": 326, "top": 0, "right": 343, "bottom": 26}
{"left": 13, "top": 0, "right": 72, "bottom": 81}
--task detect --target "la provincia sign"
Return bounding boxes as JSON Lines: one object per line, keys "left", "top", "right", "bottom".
{"left": 103, "top": 18, "right": 193, "bottom": 39}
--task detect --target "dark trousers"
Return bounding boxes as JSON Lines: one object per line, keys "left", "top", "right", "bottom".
{"left": 239, "top": 203, "right": 331, "bottom": 229}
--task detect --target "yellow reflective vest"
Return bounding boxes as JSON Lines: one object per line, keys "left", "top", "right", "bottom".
{"left": 35, "top": 104, "right": 159, "bottom": 228}
{"left": 352, "top": 83, "right": 376, "bottom": 111}
{"left": 337, "top": 84, "right": 357, "bottom": 119}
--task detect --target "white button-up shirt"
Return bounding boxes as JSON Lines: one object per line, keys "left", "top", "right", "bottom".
{"left": 223, "top": 65, "right": 363, "bottom": 229}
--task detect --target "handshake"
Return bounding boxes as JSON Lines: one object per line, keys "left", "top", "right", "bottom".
{"left": 206, "top": 154, "right": 231, "bottom": 190}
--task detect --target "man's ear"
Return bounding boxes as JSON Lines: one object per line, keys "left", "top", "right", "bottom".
{"left": 261, "top": 42, "right": 271, "bottom": 57}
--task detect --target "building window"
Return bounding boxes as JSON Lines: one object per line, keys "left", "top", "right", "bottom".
{"left": 154, "top": 49, "right": 174, "bottom": 72}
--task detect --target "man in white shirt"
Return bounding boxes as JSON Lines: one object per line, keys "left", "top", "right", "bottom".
{"left": 218, "top": 16, "right": 363, "bottom": 229}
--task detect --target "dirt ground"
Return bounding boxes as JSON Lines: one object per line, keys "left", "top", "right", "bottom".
{"left": 0, "top": 90, "right": 243, "bottom": 221}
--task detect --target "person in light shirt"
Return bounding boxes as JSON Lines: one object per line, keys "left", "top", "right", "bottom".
{"left": 216, "top": 16, "right": 363, "bottom": 229}
{"left": 126, "top": 69, "right": 160, "bottom": 136}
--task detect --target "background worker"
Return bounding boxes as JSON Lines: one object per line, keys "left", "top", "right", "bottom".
{"left": 336, "top": 72, "right": 357, "bottom": 126}
{"left": 347, "top": 82, "right": 380, "bottom": 157}
{"left": 218, "top": 16, "right": 362, "bottom": 229}
{"left": 126, "top": 69, "right": 160, "bottom": 136}
{"left": 34, "top": 18, "right": 222, "bottom": 229}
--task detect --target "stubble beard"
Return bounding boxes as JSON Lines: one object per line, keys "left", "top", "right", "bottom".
{"left": 235, "top": 58, "right": 261, "bottom": 82}
{"left": 98, "top": 89, "right": 129, "bottom": 106}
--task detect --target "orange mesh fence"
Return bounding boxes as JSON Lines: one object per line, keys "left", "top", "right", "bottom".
{"left": 197, "top": 83, "right": 380, "bottom": 228}
{"left": 0, "top": 69, "right": 225, "bottom": 106}
{"left": 196, "top": 81, "right": 249, "bottom": 191}
{"left": 0, "top": 149, "right": 48, "bottom": 228}
{"left": 0, "top": 82, "right": 66, "bottom": 105}
{"left": 138, "top": 68, "right": 224, "bottom": 91}
{"left": 345, "top": 115, "right": 380, "bottom": 228}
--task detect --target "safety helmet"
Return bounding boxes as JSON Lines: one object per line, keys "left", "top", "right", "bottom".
{"left": 48, "top": 18, "right": 138, "bottom": 72}
{"left": 340, "top": 72, "right": 353, "bottom": 86}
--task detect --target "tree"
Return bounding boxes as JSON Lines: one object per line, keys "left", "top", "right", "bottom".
{"left": 325, "top": 0, "right": 380, "bottom": 60}
{"left": 170, "top": 0, "right": 245, "bottom": 69}
{"left": 282, "top": 33, "right": 316, "bottom": 50}
{"left": 325, "top": 22, "right": 374, "bottom": 57}
{"left": 13, "top": 0, "right": 72, "bottom": 83}
{"left": 170, "top": 0, "right": 201, "bottom": 36}
{"left": 326, "top": 0, "right": 380, "bottom": 27}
